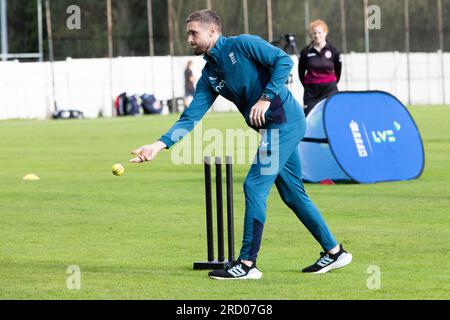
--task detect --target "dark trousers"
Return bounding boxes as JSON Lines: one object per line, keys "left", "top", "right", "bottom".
{"left": 303, "top": 82, "right": 338, "bottom": 116}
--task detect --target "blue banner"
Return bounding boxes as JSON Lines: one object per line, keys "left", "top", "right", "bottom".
{"left": 323, "top": 91, "right": 424, "bottom": 183}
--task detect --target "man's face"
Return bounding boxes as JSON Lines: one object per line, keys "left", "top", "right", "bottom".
{"left": 186, "top": 21, "right": 214, "bottom": 55}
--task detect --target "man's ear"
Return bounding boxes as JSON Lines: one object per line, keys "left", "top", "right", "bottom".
{"left": 208, "top": 25, "right": 216, "bottom": 37}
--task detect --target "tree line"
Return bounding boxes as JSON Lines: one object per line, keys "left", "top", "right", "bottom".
{"left": 6, "top": 0, "right": 450, "bottom": 61}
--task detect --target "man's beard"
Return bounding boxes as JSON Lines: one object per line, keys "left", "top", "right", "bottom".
{"left": 192, "top": 40, "right": 210, "bottom": 56}
{"left": 192, "top": 47, "right": 205, "bottom": 56}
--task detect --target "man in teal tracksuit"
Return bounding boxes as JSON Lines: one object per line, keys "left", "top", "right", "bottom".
{"left": 130, "top": 10, "right": 352, "bottom": 280}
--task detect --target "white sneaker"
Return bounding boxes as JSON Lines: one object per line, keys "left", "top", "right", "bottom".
{"left": 209, "top": 259, "right": 263, "bottom": 280}
{"left": 302, "top": 244, "right": 352, "bottom": 274}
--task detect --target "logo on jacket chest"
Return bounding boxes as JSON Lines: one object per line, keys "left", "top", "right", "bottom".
{"left": 209, "top": 76, "right": 226, "bottom": 92}
{"left": 215, "top": 80, "right": 226, "bottom": 92}
{"left": 229, "top": 52, "right": 237, "bottom": 65}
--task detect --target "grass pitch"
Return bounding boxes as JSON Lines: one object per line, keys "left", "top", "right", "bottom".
{"left": 0, "top": 107, "right": 449, "bottom": 299}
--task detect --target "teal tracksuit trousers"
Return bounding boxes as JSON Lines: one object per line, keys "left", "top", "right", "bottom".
{"left": 239, "top": 116, "right": 338, "bottom": 261}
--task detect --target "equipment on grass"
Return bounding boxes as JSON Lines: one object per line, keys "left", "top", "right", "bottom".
{"left": 112, "top": 163, "right": 124, "bottom": 176}
{"left": 115, "top": 92, "right": 163, "bottom": 116}
{"left": 300, "top": 91, "right": 425, "bottom": 184}
{"left": 194, "top": 155, "right": 235, "bottom": 270}
{"left": 115, "top": 93, "right": 129, "bottom": 116}
{"left": 52, "top": 109, "right": 84, "bottom": 119}
{"left": 22, "top": 173, "right": 40, "bottom": 180}
{"left": 141, "top": 94, "right": 162, "bottom": 115}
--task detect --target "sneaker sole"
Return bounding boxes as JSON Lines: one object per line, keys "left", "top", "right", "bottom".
{"left": 310, "top": 253, "right": 353, "bottom": 274}
{"left": 209, "top": 269, "right": 263, "bottom": 280}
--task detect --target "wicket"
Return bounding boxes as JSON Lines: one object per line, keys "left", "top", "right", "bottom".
{"left": 193, "top": 155, "right": 235, "bottom": 270}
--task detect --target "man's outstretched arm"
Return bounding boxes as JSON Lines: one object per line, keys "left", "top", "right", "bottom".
{"left": 130, "top": 74, "right": 217, "bottom": 163}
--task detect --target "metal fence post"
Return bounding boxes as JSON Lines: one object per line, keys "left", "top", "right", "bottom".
{"left": 364, "top": 0, "right": 370, "bottom": 90}
{"left": 340, "top": 0, "right": 348, "bottom": 90}
{"left": 267, "top": 0, "right": 273, "bottom": 43}
{"left": 437, "top": 0, "right": 446, "bottom": 105}
{"left": 405, "top": 0, "right": 411, "bottom": 106}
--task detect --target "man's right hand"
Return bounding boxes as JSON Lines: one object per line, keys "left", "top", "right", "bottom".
{"left": 129, "top": 141, "right": 167, "bottom": 163}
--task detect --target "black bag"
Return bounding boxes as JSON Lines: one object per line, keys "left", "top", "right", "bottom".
{"left": 115, "top": 93, "right": 141, "bottom": 116}
{"left": 127, "top": 95, "right": 141, "bottom": 116}
{"left": 52, "top": 109, "right": 84, "bottom": 119}
{"left": 115, "top": 92, "right": 128, "bottom": 116}
{"left": 141, "top": 94, "right": 162, "bottom": 114}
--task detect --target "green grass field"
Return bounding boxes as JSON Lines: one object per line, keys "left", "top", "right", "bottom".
{"left": 1, "top": 107, "right": 449, "bottom": 300}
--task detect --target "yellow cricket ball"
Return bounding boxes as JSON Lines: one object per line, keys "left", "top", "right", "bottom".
{"left": 112, "top": 163, "right": 124, "bottom": 176}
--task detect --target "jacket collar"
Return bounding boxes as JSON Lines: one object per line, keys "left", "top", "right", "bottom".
{"left": 203, "top": 35, "right": 226, "bottom": 64}
{"left": 308, "top": 41, "right": 331, "bottom": 54}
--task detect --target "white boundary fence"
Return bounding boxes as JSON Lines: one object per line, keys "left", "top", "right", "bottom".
{"left": 0, "top": 52, "right": 449, "bottom": 120}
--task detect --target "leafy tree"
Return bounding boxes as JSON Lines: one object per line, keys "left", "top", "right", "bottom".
{"left": 4, "top": 0, "right": 450, "bottom": 60}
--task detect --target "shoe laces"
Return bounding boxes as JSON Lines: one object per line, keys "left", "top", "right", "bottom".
{"left": 316, "top": 252, "right": 331, "bottom": 265}
{"left": 228, "top": 259, "right": 252, "bottom": 272}
{"left": 227, "top": 259, "right": 242, "bottom": 269}
{"left": 229, "top": 263, "right": 242, "bottom": 272}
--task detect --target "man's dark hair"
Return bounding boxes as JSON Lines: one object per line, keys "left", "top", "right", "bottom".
{"left": 186, "top": 9, "right": 222, "bottom": 32}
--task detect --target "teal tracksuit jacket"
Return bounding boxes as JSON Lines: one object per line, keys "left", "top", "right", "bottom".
{"left": 159, "top": 35, "right": 337, "bottom": 261}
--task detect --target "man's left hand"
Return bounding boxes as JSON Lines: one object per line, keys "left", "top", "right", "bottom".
{"left": 249, "top": 99, "right": 271, "bottom": 128}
